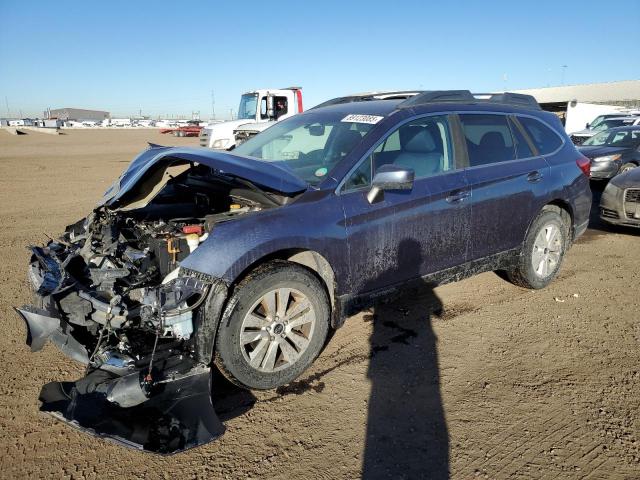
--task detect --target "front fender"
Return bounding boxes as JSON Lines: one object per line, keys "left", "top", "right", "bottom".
{"left": 179, "top": 197, "right": 347, "bottom": 287}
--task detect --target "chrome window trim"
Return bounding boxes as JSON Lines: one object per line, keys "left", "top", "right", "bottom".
{"left": 336, "top": 110, "right": 567, "bottom": 194}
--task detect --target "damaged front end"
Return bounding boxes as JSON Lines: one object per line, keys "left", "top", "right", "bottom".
{"left": 16, "top": 220, "right": 226, "bottom": 453}
{"left": 14, "top": 146, "right": 299, "bottom": 453}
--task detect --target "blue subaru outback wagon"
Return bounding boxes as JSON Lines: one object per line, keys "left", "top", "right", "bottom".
{"left": 17, "top": 91, "right": 591, "bottom": 452}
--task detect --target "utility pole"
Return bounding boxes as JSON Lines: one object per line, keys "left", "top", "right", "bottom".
{"left": 5, "top": 96, "right": 9, "bottom": 117}
{"left": 561, "top": 65, "right": 568, "bottom": 85}
{"left": 229, "top": 108, "right": 234, "bottom": 120}
{"left": 211, "top": 90, "right": 215, "bottom": 121}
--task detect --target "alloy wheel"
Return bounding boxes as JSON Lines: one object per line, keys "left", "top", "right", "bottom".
{"left": 239, "top": 288, "right": 316, "bottom": 372}
{"left": 531, "top": 223, "right": 563, "bottom": 278}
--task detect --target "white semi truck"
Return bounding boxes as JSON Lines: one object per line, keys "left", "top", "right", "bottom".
{"left": 199, "top": 87, "right": 303, "bottom": 150}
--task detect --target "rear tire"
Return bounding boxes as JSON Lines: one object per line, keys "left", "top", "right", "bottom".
{"left": 507, "top": 209, "right": 569, "bottom": 289}
{"left": 215, "top": 261, "right": 330, "bottom": 390}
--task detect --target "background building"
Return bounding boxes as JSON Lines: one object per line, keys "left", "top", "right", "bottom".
{"left": 514, "top": 80, "right": 640, "bottom": 110}
{"left": 45, "top": 108, "right": 110, "bottom": 121}
{"left": 512, "top": 80, "right": 640, "bottom": 132}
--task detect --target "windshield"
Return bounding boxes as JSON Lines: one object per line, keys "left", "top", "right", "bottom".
{"left": 590, "top": 115, "right": 605, "bottom": 128}
{"left": 237, "top": 94, "right": 258, "bottom": 120}
{"left": 233, "top": 111, "right": 378, "bottom": 185}
{"left": 584, "top": 129, "right": 640, "bottom": 147}
{"left": 594, "top": 119, "right": 626, "bottom": 131}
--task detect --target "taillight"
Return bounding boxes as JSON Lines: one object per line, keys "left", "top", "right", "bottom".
{"left": 576, "top": 156, "right": 590, "bottom": 176}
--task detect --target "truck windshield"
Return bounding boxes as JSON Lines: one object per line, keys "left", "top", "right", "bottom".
{"left": 238, "top": 94, "right": 258, "bottom": 120}
{"left": 233, "top": 111, "right": 377, "bottom": 186}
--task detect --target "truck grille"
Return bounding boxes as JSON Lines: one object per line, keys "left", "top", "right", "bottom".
{"left": 199, "top": 130, "right": 209, "bottom": 147}
{"left": 571, "top": 135, "right": 587, "bottom": 145}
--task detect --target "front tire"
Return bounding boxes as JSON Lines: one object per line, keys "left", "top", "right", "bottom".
{"left": 215, "top": 261, "right": 330, "bottom": 390}
{"left": 507, "top": 208, "right": 569, "bottom": 289}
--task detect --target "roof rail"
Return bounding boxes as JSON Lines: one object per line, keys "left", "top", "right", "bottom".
{"left": 398, "top": 90, "right": 541, "bottom": 110}
{"left": 310, "top": 91, "right": 420, "bottom": 110}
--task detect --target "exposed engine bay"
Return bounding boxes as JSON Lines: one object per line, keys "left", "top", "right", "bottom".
{"left": 15, "top": 151, "right": 296, "bottom": 453}
{"left": 29, "top": 162, "right": 266, "bottom": 368}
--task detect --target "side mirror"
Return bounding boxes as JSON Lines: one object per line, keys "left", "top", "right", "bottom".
{"left": 266, "top": 95, "right": 275, "bottom": 119}
{"left": 367, "top": 164, "right": 415, "bottom": 204}
{"left": 585, "top": 123, "right": 590, "bottom": 129}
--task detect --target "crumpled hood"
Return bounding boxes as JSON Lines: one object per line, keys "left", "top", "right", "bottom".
{"left": 100, "top": 145, "right": 308, "bottom": 208}
{"left": 578, "top": 145, "right": 629, "bottom": 159}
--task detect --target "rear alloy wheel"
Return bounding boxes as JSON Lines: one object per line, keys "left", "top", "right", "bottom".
{"left": 215, "top": 261, "right": 329, "bottom": 390}
{"left": 507, "top": 208, "right": 568, "bottom": 289}
{"left": 531, "top": 223, "right": 563, "bottom": 278}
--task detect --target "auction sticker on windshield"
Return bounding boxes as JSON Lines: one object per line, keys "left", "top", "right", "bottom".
{"left": 341, "top": 114, "right": 384, "bottom": 124}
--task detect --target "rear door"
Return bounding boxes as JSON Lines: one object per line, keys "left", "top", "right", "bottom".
{"left": 458, "top": 113, "right": 550, "bottom": 260}
{"left": 338, "top": 114, "right": 471, "bottom": 295}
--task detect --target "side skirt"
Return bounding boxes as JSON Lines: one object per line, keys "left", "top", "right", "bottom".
{"left": 335, "top": 248, "right": 520, "bottom": 322}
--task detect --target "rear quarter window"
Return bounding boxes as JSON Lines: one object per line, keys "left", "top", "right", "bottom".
{"left": 518, "top": 116, "right": 563, "bottom": 155}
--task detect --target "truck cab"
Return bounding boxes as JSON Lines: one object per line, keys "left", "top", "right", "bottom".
{"left": 200, "top": 87, "right": 303, "bottom": 149}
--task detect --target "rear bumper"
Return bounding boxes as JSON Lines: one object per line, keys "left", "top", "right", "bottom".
{"left": 573, "top": 219, "right": 589, "bottom": 239}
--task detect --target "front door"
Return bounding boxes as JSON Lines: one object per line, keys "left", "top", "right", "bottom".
{"left": 338, "top": 114, "right": 471, "bottom": 297}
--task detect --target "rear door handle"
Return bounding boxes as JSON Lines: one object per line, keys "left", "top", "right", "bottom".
{"left": 527, "top": 171, "right": 543, "bottom": 183}
{"left": 446, "top": 190, "right": 470, "bottom": 203}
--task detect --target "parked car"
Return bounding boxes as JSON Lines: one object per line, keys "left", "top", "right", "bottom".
{"left": 578, "top": 126, "right": 640, "bottom": 179}
{"left": 570, "top": 116, "right": 640, "bottom": 145}
{"left": 16, "top": 90, "right": 591, "bottom": 452}
{"left": 600, "top": 167, "right": 640, "bottom": 227}
{"left": 586, "top": 113, "right": 629, "bottom": 130}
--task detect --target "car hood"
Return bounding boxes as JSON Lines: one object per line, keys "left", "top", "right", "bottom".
{"left": 99, "top": 145, "right": 308, "bottom": 208}
{"left": 570, "top": 128, "right": 595, "bottom": 136}
{"left": 578, "top": 145, "right": 629, "bottom": 159}
{"left": 610, "top": 166, "right": 640, "bottom": 189}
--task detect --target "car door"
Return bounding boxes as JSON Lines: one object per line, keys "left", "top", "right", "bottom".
{"left": 458, "top": 113, "right": 551, "bottom": 260}
{"left": 338, "top": 114, "right": 471, "bottom": 296}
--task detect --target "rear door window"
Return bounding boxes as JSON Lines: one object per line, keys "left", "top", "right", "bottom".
{"left": 518, "top": 116, "right": 563, "bottom": 154}
{"left": 508, "top": 117, "right": 535, "bottom": 158}
{"left": 459, "top": 114, "right": 516, "bottom": 166}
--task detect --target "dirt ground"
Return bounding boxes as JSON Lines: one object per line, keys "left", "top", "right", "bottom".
{"left": 0, "top": 129, "right": 638, "bottom": 479}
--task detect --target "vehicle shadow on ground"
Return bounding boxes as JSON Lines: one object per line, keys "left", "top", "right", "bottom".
{"left": 361, "top": 239, "right": 449, "bottom": 479}
{"left": 210, "top": 368, "right": 257, "bottom": 422}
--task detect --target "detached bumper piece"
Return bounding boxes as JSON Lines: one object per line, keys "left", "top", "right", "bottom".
{"left": 15, "top": 303, "right": 225, "bottom": 454}
{"left": 38, "top": 365, "right": 225, "bottom": 454}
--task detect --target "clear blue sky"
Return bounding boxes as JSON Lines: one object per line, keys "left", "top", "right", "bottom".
{"left": 1, "top": 0, "right": 639, "bottom": 119}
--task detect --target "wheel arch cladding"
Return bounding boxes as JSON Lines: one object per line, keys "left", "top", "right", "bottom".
{"left": 543, "top": 200, "right": 574, "bottom": 240}
{"left": 230, "top": 249, "right": 339, "bottom": 327}
{"left": 519, "top": 200, "right": 573, "bottom": 258}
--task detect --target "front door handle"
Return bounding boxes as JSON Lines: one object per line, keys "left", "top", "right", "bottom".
{"left": 446, "top": 190, "right": 470, "bottom": 203}
{"left": 527, "top": 171, "right": 543, "bottom": 183}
